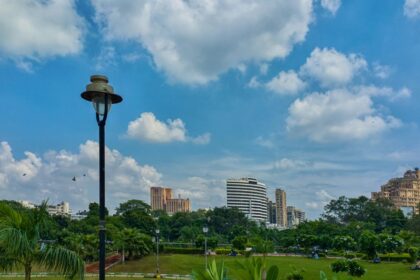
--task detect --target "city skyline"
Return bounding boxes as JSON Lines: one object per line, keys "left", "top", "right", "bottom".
{"left": 1, "top": 1, "right": 420, "bottom": 219}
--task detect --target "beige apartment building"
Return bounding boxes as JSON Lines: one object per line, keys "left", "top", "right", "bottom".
{"left": 166, "top": 196, "right": 191, "bottom": 215}
{"left": 275, "top": 188, "right": 287, "bottom": 227}
{"left": 150, "top": 186, "right": 173, "bottom": 211}
{"left": 150, "top": 186, "right": 191, "bottom": 214}
{"left": 371, "top": 169, "right": 420, "bottom": 214}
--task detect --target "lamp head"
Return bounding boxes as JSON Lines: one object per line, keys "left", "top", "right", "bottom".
{"left": 81, "top": 75, "right": 123, "bottom": 115}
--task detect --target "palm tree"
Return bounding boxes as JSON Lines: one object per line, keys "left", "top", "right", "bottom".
{"left": 0, "top": 202, "right": 84, "bottom": 280}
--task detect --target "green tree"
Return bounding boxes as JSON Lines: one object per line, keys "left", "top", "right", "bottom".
{"left": 359, "top": 230, "right": 380, "bottom": 259}
{"left": 232, "top": 236, "right": 248, "bottom": 250}
{"left": 115, "top": 228, "right": 151, "bottom": 260}
{"left": 332, "top": 235, "right": 356, "bottom": 251}
{"left": 0, "top": 202, "right": 84, "bottom": 280}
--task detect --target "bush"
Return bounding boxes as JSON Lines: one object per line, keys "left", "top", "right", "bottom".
{"left": 331, "top": 259, "right": 365, "bottom": 278}
{"left": 408, "top": 247, "right": 419, "bottom": 263}
{"left": 215, "top": 248, "right": 231, "bottom": 255}
{"left": 163, "top": 247, "right": 204, "bottom": 254}
{"left": 344, "top": 253, "right": 356, "bottom": 259}
{"left": 378, "top": 253, "right": 411, "bottom": 262}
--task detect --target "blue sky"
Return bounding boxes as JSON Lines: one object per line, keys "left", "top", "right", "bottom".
{"left": 1, "top": 0, "right": 420, "bottom": 219}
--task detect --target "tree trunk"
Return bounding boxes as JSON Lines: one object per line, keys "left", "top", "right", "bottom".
{"left": 24, "top": 263, "right": 32, "bottom": 280}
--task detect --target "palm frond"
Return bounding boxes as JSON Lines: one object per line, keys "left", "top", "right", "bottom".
{"left": 39, "top": 245, "right": 85, "bottom": 280}
{"left": 0, "top": 228, "right": 31, "bottom": 258}
{"left": 0, "top": 203, "right": 22, "bottom": 228}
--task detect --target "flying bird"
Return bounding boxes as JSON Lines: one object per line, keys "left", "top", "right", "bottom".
{"left": 22, "top": 173, "right": 26, "bottom": 176}
{"left": 72, "top": 176, "right": 76, "bottom": 182}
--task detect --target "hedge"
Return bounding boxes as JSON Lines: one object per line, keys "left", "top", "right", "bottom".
{"left": 162, "top": 247, "right": 204, "bottom": 254}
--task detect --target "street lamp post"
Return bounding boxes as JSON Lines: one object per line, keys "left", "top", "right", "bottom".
{"left": 203, "top": 226, "right": 208, "bottom": 269}
{"left": 155, "top": 229, "right": 160, "bottom": 276}
{"left": 81, "top": 75, "right": 122, "bottom": 280}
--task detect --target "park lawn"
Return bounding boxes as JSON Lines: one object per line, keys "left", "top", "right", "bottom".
{"left": 110, "top": 254, "right": 420, "bottom": 280}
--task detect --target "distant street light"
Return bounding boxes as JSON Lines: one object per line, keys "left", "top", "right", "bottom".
{"left": 203, "top": 226, "right": 209, "bottom": 269}
{"left": 155, "top": 228, "right": 160, "bottom": 277}
{"left": 81, "top": 75, "right": 122, "bottom": 280}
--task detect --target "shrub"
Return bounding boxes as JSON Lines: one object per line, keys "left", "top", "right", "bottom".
{"left": 378, "top": 253, "right": 410, "bottom": 262}
{"left": 215, "top": 248, "right": 231, "bottom": 255}
{"left": 163, "top": 247, "right": 204, "bottom": 254}
{"left": 408, "top": 247, "right": 419, "bottom": 263}
{"left": 330, "top": 259, "right": 365, "bottom": 278}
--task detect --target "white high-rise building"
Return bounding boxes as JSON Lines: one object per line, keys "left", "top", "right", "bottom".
{"left": 226, "top": 177, "right": 268, "bottom": 222}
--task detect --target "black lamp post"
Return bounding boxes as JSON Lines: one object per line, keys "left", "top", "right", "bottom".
{"left": 155, "top": 229, "right": 160, "bottom": 275}
{"left": 81, "top": 75, "right": 122, "bottom": 280}
{"left": 203, "top": 226, "right": 208, "bottom": 269}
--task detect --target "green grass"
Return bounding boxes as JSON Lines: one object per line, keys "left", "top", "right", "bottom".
{"left": 109, "top": 254, "right": 420, "bottom": 280}
{"left": 1, "top": 254, "right": 419, "bottom": 279}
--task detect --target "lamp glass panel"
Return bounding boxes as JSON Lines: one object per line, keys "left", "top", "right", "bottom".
{"left": 92, "top": 95, "right": 112, "bottom": 115}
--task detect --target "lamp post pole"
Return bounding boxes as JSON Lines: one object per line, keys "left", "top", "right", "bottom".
{"left": 156, "top": 229, "right": 160, "bottom": 276}
{"left": 81, "top": 75, "right": 123, "bottom": 280}
{"left": 203, "top": 226, "right": 208, "bottom": 269}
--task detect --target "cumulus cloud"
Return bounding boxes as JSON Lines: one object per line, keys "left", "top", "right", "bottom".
{"left": 266, "top": 70, "right": 306, "bottom": 95}
{"left": 300, "top": 47, "right": 367, "bottom": 87}
{"left": 0, "top": 140, "right": 162, "bottom": 212}
{"left": 126, "top": 112, "right": 210, "bottom": 144}
{"left": 373, "top": 63, "right": 391, "bottom": 79}
{"left": 355, "top": 85, "right": 411, "bottom": 101}
{"left": 320, "top": 0, "right": 341, "bottom": 15}
{"left": 286, "top": 88, "right": 401, "bottom": 142}
{"left": 0, "top": 0, "right": 84, "bottom": 64}
{"left": 91, "top": 0, "right": 313, "bottom": 85}
{"left": 404, "top": 0, "right": 420, "bottom": 18}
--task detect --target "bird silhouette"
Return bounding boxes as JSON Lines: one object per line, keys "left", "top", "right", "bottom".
{"left": 72, "top": 176, "right": 76, "bottom": 182}
{"left": 22, "top": 173, "right": 26, "bottom": 176}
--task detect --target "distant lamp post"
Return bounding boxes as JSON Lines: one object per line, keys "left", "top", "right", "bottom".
{"left": 81, "top": 75, "right": 122, "bottom": 280}
{"left": 203, "top": 226, "right": 209, "bottom": 269}
{"left": 155, "top": 229, "right": 160, "bottom": 276}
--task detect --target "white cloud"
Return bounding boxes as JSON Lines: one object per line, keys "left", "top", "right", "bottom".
{"left": 126, "top": 112, "right": 210, "bottom": 144}
{"left": 248, "top": 76, "right": 261, "bottom": 88}
{"left": 191, "top": 133, "right": 211, "bottom": 145}
{"left": 274, "top": 158, "right": 350, "bottom": 171}
{"left": 300, "top": 47, "right": 367, "bottom": 88}
{"left": 287, "top": 88, "right": 401, "bottom": 142}
{"left": 373, "top": 63, "right": 391, "bottom": 79}
{"left": 259, "top": 63, "right": 269, "bottom": 75}
{"left": 355, "top": 85, "right": 411, "bottom": 101}
{"left": 305, "top": 189, "right": 335, "bottom": 210}
{"left": 320, "top": 0, "right": 341, "bottom": 15}
{"left": 266, "top": 70, "right": 306, "bottom": 95}
{"left": 404, "top": 0, "right": 420, "bottom": 18}
{"left": 0, "top": 140, "right": 162, "bottom": 212}
{"left": 0, "top": 0, "right": 84, "bottom": 63}
{"left": 91, "top": 0, "right": 313, "bottom": 85}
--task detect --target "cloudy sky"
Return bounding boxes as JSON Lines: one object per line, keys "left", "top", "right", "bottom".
{"left": 1, "top": 0, "right": 420, "bottom": 219}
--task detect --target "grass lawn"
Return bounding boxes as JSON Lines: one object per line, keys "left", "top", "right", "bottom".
{"left": 109, "top": 254, "right": 420, "bottom": 280}
{"left": 1, "top": 254, "right": 418, "bottom": 279}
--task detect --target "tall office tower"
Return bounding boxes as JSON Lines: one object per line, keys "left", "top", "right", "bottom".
{"left": 275, "top": 188, "right": 287, "bottom": 227}
{"left": 267, "top": 200, "right": 277, "bottom": 224}
{"left": 226, "top": 177, "right": 268, "bottom": 222}
{"left": 150, "top": 186, "right": 172, "bottom": 211}
{"left": 287, "top": 206, "right": 306, "bottom": 228}
{"left": 372, "top": 168, "right": 420, "bottom": 215}
{"left": 166, "top": 195, "right": 192, "bottom": 215}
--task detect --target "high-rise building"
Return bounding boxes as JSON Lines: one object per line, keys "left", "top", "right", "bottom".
{"left": 226, "top": 177, "right": 268, "bottom": 222}
{"left": 372, "top": 169, "right": 420, "bottom": 214}
{"left": 287, "top": 206, "right": 306, "bottom": 228}
{"left": 275, "top": 188, "right": 287, "bottom": 227}
{"left": 150, "top": 186, "right": 173, "bottom": 211}
{"left": 166, "top": 195, "right": 191, "bottom": 215}
{"left": 267, "top": 200, "right": 277, "bottom": 224}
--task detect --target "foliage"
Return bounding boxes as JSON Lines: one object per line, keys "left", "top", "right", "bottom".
{"left": 408, "top": 247, "right": 419, "bottom": 263}
{"left": 285, "top": 266, "right": 305, "bottom": 280}
{"left": 359, "top": 230, "right": 380, "bottom": 259}
{"left": 332, "top": 235, "right": 356, "bottom": 251}
{"left": 0, "top": 202, "right": 84, "bottom": 280}
{"left": 192, "top": 259, "right": 227, "bottom": 280}
{"left": 232, "top": 257, "right": 279, "bottom": 280}
{"left": 232, "top": 236, "right": 247, "bottom": 251}
{"left": 330, "top": 259, "right": 365, "bottom": 277}
{"left": 114, "top": 228, "right": 151, "bottom": 260}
